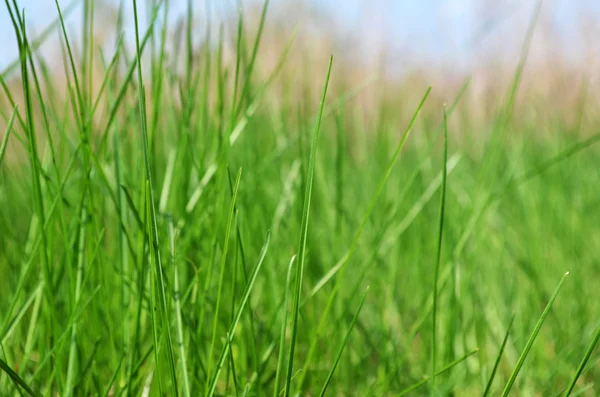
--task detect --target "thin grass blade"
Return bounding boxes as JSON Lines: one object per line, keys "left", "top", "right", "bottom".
{"left": 430, "top": 105, "right": 449, "bottom": 396}
{"left": 273, "top": 256, "right": 296, "bottom": 397}
{"left": 206, "top": 231, "right": 271, "bottom": 397}
{"left": 131, "top": 0, "right": 178, "bottom": 394}
{"left": 0, "top": 106, "right": 17, "bottom": 168}
{"left": 396, "top": 349, "right": 479, "bottom": 397}
{"left": 296, "top": 85, "right": 432, "bottom": 390}
{"left": 317, "top": 287, "right": 369, "bottom": 397}
{"left": 500, "top": 272, "right": 569, "bottom": 397}
{"left": 562, "top": 323, "right": 600, "bottom": 397}
{"left": 284, "top": 56, "right": 333, "bottom": 397}
{"left": 482, "top": 313, "right": 516, "bottom": 397}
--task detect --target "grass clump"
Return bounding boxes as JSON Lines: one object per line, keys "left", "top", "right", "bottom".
{"left": 1, "top": 0, "right": 599, "bottom": 396}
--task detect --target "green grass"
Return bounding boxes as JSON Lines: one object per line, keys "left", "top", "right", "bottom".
{"left": 1, "top": 0, "right": 600, "bottom": 396}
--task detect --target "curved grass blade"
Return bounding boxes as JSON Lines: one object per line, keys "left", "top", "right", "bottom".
{"left": 500, "top": 272, "right": 569, "bottom": 397}
{"left": 430, "top": 105, "right": 449, "bottom": 395}
{"left": 284, "top": 56, "right": 333, "bottom": 397}
{"left": 562, "top": 323, "right": 600, "bottom": 397}
{"left": 482, "top": 313, "right": 516, "bottom": 397}
{"left": 206, "top": 231, "right": 272, "bottom": 397}
{"left": 317, "top": 287, "right": 369, "bottom": 397}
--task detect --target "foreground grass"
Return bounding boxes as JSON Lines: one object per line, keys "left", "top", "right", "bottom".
{"left": 1, "top": 1, "right": 600, "bottom": 396}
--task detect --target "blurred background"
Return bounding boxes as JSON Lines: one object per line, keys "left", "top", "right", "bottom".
{"left": 2, "top": 0, "right": 600, "bottom": 131}
{"left": 2, "top": 0, "right": 600, "bottom": 70}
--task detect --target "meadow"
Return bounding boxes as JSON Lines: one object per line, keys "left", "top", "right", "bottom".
{"left": 1, "top": 1, "right": 599, "bottom": 396}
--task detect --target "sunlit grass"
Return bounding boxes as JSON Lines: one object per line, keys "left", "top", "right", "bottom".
{"left": 1, "top": 0, "right": 599, "bottom": 396}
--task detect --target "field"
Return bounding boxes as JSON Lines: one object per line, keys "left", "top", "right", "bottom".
{"left": 1, "top": 1, "right": 599, "bottom": 396}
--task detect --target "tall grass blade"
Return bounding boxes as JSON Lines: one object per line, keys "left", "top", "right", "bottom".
{"left": 169, "top": 218, "right": 191, "bottom": 397}
{"left": 273, "top": 256, "right": 296, "bottom": 397}
{"left": 234, "top": 0, "right": 270, "bottom": 118}
{"left": 284, "top": 56, "right": 333, "bottom": 397}
{"left": 131, "top": 0, "right": 178, "bottom": 394}
{"left": 205, "top": 168, "right": 243, "bottom": 394}
{"left": 430, "top": 105, "right": 449, "bottom": 396}
{"left": 296, "top": 86, "right": 432, "bottom": 389}
{"left": 65, "top": 191, "right": 88, "bottom": 396}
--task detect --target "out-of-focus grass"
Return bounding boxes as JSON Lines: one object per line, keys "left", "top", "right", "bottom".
{"left": 0, "top": 1, "right": 599, "bottom": 396}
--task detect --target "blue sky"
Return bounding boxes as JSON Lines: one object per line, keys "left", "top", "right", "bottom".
{"left": 1, "top": 0, "right": 599, "bottom": 71}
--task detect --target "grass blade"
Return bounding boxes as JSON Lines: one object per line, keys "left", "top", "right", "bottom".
{"left": 396, "top": 349, "right": 479, "bottom": 397}
{"left": 562, "top": 324, "right": 600, "bottom": 397}
{"left": 102, "top": 354, "right": 125, "bottom": 397}
{"left": 273, "top": 256, "right": 296, "bottom": 397}
{"left": 206, "top": 231, "right": 272, "bottom": 397}
{"left": 65, "top": 190, "right": 88, "bottom": 396}
{"left": 0, "top": 0, "right": 79, "bottom": 77}
{"left": 317, "top": 287, "right": 369, "bottom": 397}
{"left": 284, "top": 55, "right": 333, "bottom": 397}
{"left": 206, "top": 168, "right": 243, "bottom": 394}
{"left": 515, "top": 133, "right": 600, "bottom": 185}
{"left": 430, "top": 105, "right": 449, "bottom": 396}
{"left": 169, "top": 218, "right": 191, "bottom": 397}
{"left": 0, "top": 106, "right": 17, "bottom": 168}
{"left": 296, "top": 85, "right": 433, "bottom": 391}
{"left": 234, "top": 0, "right": 270, "bottom": 118}
{"left": 1, "top": 284, "right": 43, "bottom": 346}
{"left": 0, "top": 358, "right": 39, "bottom": 397}
{"left": 500, "top": 272, "right": 570, "bottom": 397}
{"left": 131, "top": 0, "right": 178, "bottom": 394}
{"left": 482, "top": 313, "right": 516, "bottom": 397}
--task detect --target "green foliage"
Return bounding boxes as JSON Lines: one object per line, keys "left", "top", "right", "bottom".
{"left": 0, "top": 0, "right": 599, "bottom": 396}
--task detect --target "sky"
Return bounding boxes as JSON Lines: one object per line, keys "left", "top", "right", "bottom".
{"left": 1, "top": 0, "right": 599, "bottom": 72}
